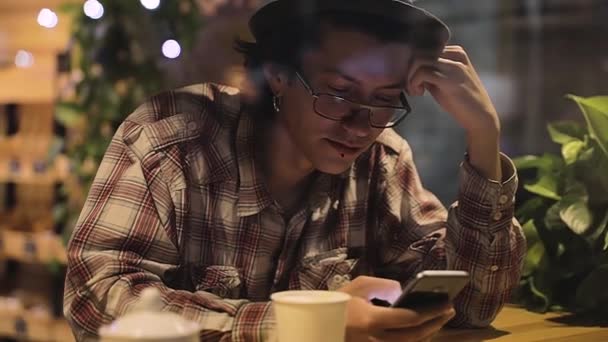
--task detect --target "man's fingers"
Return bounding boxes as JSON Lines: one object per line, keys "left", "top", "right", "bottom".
{"left": 408, "top": 56, "right": 472, "bottom": 96}
{"left": 407, "top": 46, "right": 471, "bottom": 96}
{"left": 408, "top": 66, "right": 447, "bottom": 96}
{"left": 368, "top": 302, "right": 453, "bottom": 330}
{"left": 372, "top": 308, "right": 455, "bottom": 342}
{"left": 414, "top": 309, "right": 456, "bottom": 342}
{"left": 441, "top": 46, "right": 470, "bottom": 64}
{"left": 407, "top": 58, "right": 437, "bottom": 86}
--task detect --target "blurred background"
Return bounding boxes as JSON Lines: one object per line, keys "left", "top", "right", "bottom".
{"left": 0, "top": 1, "right": 606, "bottom": 341}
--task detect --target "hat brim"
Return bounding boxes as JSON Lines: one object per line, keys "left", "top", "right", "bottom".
{"left": 250, "top": 0, "right": 450, "bottom": 51}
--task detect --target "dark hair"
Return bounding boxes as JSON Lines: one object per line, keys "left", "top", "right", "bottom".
{"left": 235, "top": 11, "right": 421, "bottom": 120}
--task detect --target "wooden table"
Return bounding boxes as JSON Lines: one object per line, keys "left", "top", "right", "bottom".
{"left": 434, "top": 305, "right": 608, "bottom": 341}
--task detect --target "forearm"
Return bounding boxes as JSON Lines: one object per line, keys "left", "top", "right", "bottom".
{"left": 63, "top": 252, "right": 274, "bottom": 341}
{"left": 466, "top": 127, "right": 502, "bottom": 182}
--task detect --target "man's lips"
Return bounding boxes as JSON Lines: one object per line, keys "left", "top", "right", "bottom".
{"left": 325, "top": 139, "right": 365, "bottom": 155}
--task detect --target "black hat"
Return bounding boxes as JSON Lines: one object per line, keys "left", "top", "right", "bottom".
{"left": 249, "top": 0, "right": 450, "bottom": 51}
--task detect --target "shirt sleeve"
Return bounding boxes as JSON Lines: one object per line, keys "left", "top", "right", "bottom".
{"left": 63, "top": 122, "right": 275, "bottom": 342}
{"left": 375, "top": 140, "right": 526, "bottom": 328}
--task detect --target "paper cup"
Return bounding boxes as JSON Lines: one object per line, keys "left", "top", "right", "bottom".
{"left": 271, "top": 290, "right": 351, "bottom": 342}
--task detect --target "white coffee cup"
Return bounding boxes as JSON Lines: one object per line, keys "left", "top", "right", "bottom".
{"left": 270, "top": 290, "right": 351, "bottom": 342}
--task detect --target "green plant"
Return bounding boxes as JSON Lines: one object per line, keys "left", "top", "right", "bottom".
{"left": 513, "top": 95, "right": 608, "bottom": 315}
{"left": 52, "top": 0, "right": 201, "bottom": 241}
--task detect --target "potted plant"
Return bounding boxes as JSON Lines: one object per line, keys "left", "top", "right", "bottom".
{"left": 513, "top": 95, "right": 608, "bottom": 316}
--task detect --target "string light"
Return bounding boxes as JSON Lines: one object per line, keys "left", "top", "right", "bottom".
{"left": 15, "top": 50, "right": 34, "bottom": 68}
{"left": 140, "top": 0, "right": 161, "bottom": 10}
{"left": 162, "top": 40, "right": 181, "bottom": 59}
{"left": 84, "top": 0, "right": 104, "bottom": 20}
{"left": 37, "top": 8, "right": 58, "bottom": 28}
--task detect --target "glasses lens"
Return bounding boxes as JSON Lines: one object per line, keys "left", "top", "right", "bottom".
{"left": 370, "top": 108, "right": 409, "bottom": 128}
{"left": 315, "top": 94, "right": 352, "bottom": 119}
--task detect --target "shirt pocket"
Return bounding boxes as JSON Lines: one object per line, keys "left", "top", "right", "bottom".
{"left": 297, "top": 247, "right": 360, "bottom": 291}
{"left": 377, "top": 231, "right": 446, "bottom": 280}
{"left": 193, "top": 265, "right": 242, "bottom": 299}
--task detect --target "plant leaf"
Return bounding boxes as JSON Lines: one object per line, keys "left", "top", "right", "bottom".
{"left": 522, "top": 220, "right": 540, "bottom": 246}
{"left": 56, "top": 102, "right": 83, "bottom": 127}
{"left": 547, "top": 121, "right": 586, "bottom": 145}
{"left": 556, "top": 181, "right": 593, "bottom": 235}
{"left": 528, "top": 274, "right": 551, "bottom": 313}
{"left": 562, "top": 179, "right": 589, "bottom": 201}
{"left": 545, "top": 202, "right": 567, "bottom": 231}
{"left": 516, "top": 154, "right": 563, "bottom": 200}
{"left": 525, "top": 175, "right": 561, "bottom": 200}
{"left": 516, "top": 197, "right": 548, "bottom": 224}
{"left": 524, "top": 241, "right": 545, "bottom": 277}
{"left": 586, "top": 211, "right": 608, "bottom": 246}
{"left": 559, "top": 201, "right": 593, "bottom": 235}
{"left": 514, "top": 154, "right": 562, "bottom": 171}
{"left": 574, "top": 143, "right": 608, "bottom": 207}
{"left": 562, "top": 140, "right": 585, "bottom": 165}
{"left": 567, "top": 95, "right": 608, "bottom": 160}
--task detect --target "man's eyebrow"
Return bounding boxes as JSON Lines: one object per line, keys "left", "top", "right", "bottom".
{"left": 320, "top": 66, "right": 406, "bottom": 90}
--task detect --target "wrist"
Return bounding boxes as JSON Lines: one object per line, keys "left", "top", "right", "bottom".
{"left": 465, "top": 131, "right": 502, "bottom": 182}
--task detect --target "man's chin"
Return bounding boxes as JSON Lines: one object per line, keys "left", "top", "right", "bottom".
{"left": 314, "top": 156, "right": 356, "bottom": 175}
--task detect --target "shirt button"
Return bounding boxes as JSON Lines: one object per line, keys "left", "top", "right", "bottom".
{"left": 187, "top": 121, "right": 198, "bottom": 132}
{"left": 328, "top": 275, "right": 345, "bottom": 290}
{"left": 498, "top": 195, "right": 510, "bottom": 205}
{"left": 490, "top": 265, "right": 499, "bottom": 272}
{"left": 492, "top": 211, "right": 503, "bottom": 221}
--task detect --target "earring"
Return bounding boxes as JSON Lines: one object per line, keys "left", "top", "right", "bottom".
{"left": 273, "top": 95, "right": 282, "bottom": 112}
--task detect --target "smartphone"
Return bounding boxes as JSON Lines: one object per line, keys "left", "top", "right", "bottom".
{"left": 391, "top": 270, "right": 470, "bottom": 310}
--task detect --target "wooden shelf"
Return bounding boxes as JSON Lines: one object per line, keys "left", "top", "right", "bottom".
{"left": 0, "top": 230, "right": 67, "bottom": 265}
{"left": 0, "top": 304, "right": 74, "bottom": 342}
{"left": 0, "top": 155, "right": 70, "bottom": 185}
{"left": 0, "top": 4, "right": 76, "bottom": 342}
{"left": 0, "top": 53, "right": 59, "bottom": 104}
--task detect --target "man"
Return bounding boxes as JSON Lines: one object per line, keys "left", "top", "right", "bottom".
{"left": 64, "top": 0, "right": 526, "bottom": 341}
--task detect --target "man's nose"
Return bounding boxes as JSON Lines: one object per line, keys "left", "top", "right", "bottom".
{"left": 340, "top": 108, "right": 373, "bottom": 138}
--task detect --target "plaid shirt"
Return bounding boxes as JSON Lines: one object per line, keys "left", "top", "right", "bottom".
{"left": 64, "top": 83, "right": 525, "bottom": 341}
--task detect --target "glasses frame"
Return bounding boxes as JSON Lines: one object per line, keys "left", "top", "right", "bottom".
{"left": 295, "top": 72, "right": 412, "bottom": 128}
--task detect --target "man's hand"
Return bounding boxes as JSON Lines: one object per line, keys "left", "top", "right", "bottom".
{"left": 339, "top": 276, "right": 455, "bottom": 342}
{"left": 408, "top": 45, "right": 502, "bottom": 181}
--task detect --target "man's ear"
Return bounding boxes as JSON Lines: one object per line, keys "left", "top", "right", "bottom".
{"left": 263, "top": 63, "right": 289, "bottom": 96}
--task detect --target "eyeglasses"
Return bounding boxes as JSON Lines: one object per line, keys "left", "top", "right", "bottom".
{"left": 295, "top": 72, "right": 411, "bottom": 128}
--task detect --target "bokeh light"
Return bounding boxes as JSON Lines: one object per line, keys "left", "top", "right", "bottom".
{"left": 162, "top": 40, "right": 181, "bottom": 59}
{"left": 37, "top": 8, "right": 58, "bottom": 28}
{"left": 84, "top": 0, "right": 104, "bottom": 20}
{"left": 15, "top": 50, "right": 34, "bottom": 68}
{"left": 140, "top": 0, "right": 161, "bottom": 10}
